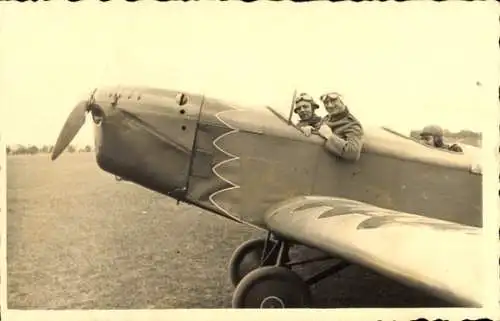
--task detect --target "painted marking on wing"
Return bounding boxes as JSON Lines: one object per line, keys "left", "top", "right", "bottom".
{"left": 209, "top": 109, "right": 263, "bottom": 230}
{"left": 316, "top": 202, "right": 395, "bottom": 219}
{"left": 357, "top": 215, "right": 478, "bottom": 234}
{"left": 309, "top": 199, "right": 477, "bottom": 233}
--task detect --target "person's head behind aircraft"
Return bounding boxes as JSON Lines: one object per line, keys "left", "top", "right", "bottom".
{"left": 419, "top": 125, "right": 445, "bottom": 148}
{"left": 320, "top": 92, "right": 346, "bottom": 116}
{"left": 294, "top": 93, "right": 319, "bottom": 121}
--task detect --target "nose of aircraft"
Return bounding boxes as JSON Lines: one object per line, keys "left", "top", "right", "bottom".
{"left": 51, "top": 86, "right": 198, "bottom": 163}
{"left": 51, "top": 89, "right": 102, "bottom": 161}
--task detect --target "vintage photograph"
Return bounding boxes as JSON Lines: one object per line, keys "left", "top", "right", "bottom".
{"left": 1, "top": 1, "right": 498, "bottom": 320}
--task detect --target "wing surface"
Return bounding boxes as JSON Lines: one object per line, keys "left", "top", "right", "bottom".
{"left": 264, "top": 195, "right": 485, "bottom": 307}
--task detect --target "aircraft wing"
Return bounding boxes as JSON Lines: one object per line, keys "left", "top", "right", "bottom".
{"left": 264, "top": 195, "right": 485, "bottom": 307}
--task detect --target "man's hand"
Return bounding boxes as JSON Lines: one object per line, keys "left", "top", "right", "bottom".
{"left": 448, "top": 144, "right": 463, "bottom": 153}
{"left": 300, "top": 125, "right": 314, "bottom": 137}
{"left": 317, "top": 124, "right": 333, "bottom": 139}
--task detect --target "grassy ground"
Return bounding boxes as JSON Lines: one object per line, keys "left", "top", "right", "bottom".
{"left": 7, "top": 153, "right": 449, "bottom": 309}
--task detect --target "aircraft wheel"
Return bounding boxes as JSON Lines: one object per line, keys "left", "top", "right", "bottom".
{"left": 228, "top": 238, "right": 289, "bottom": 287}
{"left": 232, "top": 266, "right": 312, "bottom": 308}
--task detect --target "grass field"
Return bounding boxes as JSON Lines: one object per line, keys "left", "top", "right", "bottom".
{"left": 7, "top": 153, "right": 450, "bottom": 309}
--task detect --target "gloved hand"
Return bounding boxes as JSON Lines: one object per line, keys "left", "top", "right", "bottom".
{"left": 448, "top": 144, "right": 463, "bottom": 153}
{"left": 317, "top": 124, "right": 333, "bottom": 140}
{"left": 300, "top": 126, "right": 314, "bottom": 137}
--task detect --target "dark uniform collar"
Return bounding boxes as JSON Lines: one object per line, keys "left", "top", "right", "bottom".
{"left": 298, "top": 114, "right": 322, "bottom": 127}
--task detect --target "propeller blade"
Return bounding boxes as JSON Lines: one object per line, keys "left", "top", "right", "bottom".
{"left": 51, "top": 101, "right": 89, "bottom": 161}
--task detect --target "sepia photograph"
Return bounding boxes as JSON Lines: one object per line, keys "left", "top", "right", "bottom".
{"left": 0, "top": 1, "right": 498, "bottom": 320}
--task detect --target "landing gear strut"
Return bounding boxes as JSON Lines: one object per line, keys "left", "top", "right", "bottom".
{"left": 229, "top": 232, "right": 351, "bottom": 308}
{"left": 228, "top": 234, "right": 289, "bottom": 287}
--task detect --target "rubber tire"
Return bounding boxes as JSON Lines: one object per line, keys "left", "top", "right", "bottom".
{"left": 228, "top": 238, "right": 289, "bottom": 287}
{"left": 228, "top": 238, "right": 290, "bottom": 287}
{"left": 232, "top": 266, "right": 312, "bottom": 308}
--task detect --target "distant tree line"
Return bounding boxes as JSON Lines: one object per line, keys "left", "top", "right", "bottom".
{"left": 4, "top": 127, "right": 483, "bottom": 155}
{"left": 6, "top": 144, "right": 93, "bottom": 156}
{"left": 409, "top": 128, "right": 482, "bottom": 147}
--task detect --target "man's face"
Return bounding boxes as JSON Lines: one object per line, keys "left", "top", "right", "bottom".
{"left": 324, "top": 97, "right": 345, "bottom": 115}
{"left": 419, "top": 134, "right": 434, "bottom": 146}
{"left": 294, "top": 101, "right": 313, "bottom": 120}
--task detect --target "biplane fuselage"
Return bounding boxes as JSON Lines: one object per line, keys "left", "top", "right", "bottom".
{"left": 89, "top": 86, "right": 482, "bottom": 230}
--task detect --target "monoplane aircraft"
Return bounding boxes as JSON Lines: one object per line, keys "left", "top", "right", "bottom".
{"left": 51, "top": 86, "right": 485, "bottom": 308}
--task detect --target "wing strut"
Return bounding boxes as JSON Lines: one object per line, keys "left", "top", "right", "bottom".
{"left": 265, "top": 89, "right": 303, "bottom": 133}
{"left": 168, "top": 95, "right": 206, "bottom": 204}
{"left": 287, "top": 89, "right": 297, "bottom": 125}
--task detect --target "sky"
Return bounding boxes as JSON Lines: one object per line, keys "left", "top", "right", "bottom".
{"left": 0, "top": 1, "right": 498, "bottom": 147}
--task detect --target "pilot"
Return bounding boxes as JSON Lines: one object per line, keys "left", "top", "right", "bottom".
{"left": 293, "top": 93, "right": 323, "bottom": 129}
{"left": 419, "top": 125, "right": 463, "bottom": 153}
{"left": 299, "top": 92, "right": 363, "bottom": 161}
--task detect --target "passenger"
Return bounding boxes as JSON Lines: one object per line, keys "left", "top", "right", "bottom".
{"left": 419, "top": 125, "right": 463, "bottom": 153}
{"left": 314, "top": 92, "right": 364, "bottom": 161}
{"left": 293, "top": 93, "right": 323, "bottom": 134}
